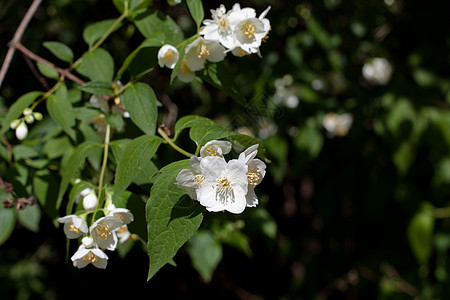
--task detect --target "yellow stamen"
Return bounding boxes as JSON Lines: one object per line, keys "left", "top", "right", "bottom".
{"left": 197, "top": 44, "right": 211, "bottom": 59}
{"left": 215, "top": 177, "right": 233, "bottom": 198}
{"left": 206, "top": 146, "right": 221, "bottom": 157}
{"left": 83, "top": 252, "right": 98, "bottom": 264}
{"left": 68, "top": 222, "right": 80, "bottom": 234}
{"left": 248, "top": 168, "right": 261, "bottom": 186}
{"left": 181, "top": 61, "right": 191, "bottom": 74}
{"left": 193, "top": 175, "right": 205, "bottom": 188}
{"left": 97, "top": 224, "right": 112, "bottom": 240}
{"left": 164, "top": 49, "right": 173, "bottom": 60}
{"left": 244, "top": 24, "right": 256, "bottom": 39}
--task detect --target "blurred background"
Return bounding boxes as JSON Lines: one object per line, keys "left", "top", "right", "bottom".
{"left": 2, "top": 0, "right": 450, "bottom": 299}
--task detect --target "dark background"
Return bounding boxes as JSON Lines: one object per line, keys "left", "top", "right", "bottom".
{"left": 2, "top": 0, "right": 450, "bottom": 299}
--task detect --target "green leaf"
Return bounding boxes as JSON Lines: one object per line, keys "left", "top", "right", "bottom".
{"left": 46, "top": 94, "right": 76, "bottom": 141}
{"left": 407, "top": 203, "right": 435, "bottom": 265}
{"left": 198, "top": 62, "right": 245, "bottom": 104}
{"left": 36, "top": 62, "right": 60, "bottom": 79}
{"left": 17, "top": 203, "right": 41, "bottom": 232}
{"left": 187, "top": 0, "right": 204, "bottom": 30}
{"left": 118, "top": 37, "right": 164, "bottom": 77}
{"left": 83, "top": 19, "right": 122, "bottom": 47}
{"left": 294, "top": 118, "right": 324, "bottom": 158}
{"left": 146, "top": 160, "right": 204, "bottom": 280}
{"left": 1, "top": 91, "right": 42, "bottom": 134}
{"left": 78, "top": 81, "right": 114, "bottom": 96}
{"left": 56, "top": 141, "right": 102, "bottom": 209}
{"left": 113, "top": 135, "right": 162, "bottom": 202}
{"left": 113, "top": 0, "right": 150, "bottom": 14}
{"left": 32, "top": 169, "right": 58, "bottom": 220}
{"left": 0, "top": 206, "right": 16, "bottom": 245}
{"left": 188, "top": 231, "right": 222, "bottom": 282}
{"left": 43, "top": 41, "right": 74, "bottom": 63}
{"left": 76, "top": 48, "right": 114, "bottom": 82}
{"left": 122, "top": 82, "right": 158, "bottom": 135}
{"left": 134, "top": 10, "right": 184, "bottom": 45}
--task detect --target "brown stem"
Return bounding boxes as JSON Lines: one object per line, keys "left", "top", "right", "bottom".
{"left": 14, "top": 42, "right": 86, "bottom": 86}
{"left": 0, "top": 0, "right": 43, "bottom": 87}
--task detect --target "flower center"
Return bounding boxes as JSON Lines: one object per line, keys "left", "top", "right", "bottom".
{"left": 97, "top": 224, "right": 112, "bottom": 240}
{"left": 193, "top": 174, "right": 205, "bottom": 188}
{"left": 118, "top": 225, "right": 128, "bottom": 234}
{"left": 243, "top": 23, "right": 256, "bottom": 39}
{"left": 217, "top": 17, "right": 229, "bottom": 33}
{"left": 83, "top": 252, "right": 98, "bottom": 264}
{"left": 113, "top": 213, "right": 124, "bottom": 221}
{"left": 163, "top": 49, "right": 173, "bottom": 61}
{"left": 181, "top": 61, "right": 191, "bottom": 74}
{"left": 69, "top": 222, "right": 80, "bottom": 234}
{"left": 197, "top": 44, "right": 211, "bottom": 59}
{"left": 248, "top": 168, "right": 261, "bottom": 186}
{"left": 206, "top": 146, "right": 221, "bottom": 157}
{"left": 215, "top": 177, "right": 233, "bottom": 199}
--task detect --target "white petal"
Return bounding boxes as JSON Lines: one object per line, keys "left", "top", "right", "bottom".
{"left": 245, "top": 186, "right": 259, "bottom": 207}
{"left": 226, "top": 159, "right": 248, "bottom": 190}
{"left": 196, "top": 184, "right": 218, "bottom": 208}
{"left": 224, "top": 185, "right": 247, "bottom": 214}
{"left": 200, "top": 156, "right": 227, "bottom": 179}
{"left": 205, "top": 42, "right": 226, "bottom": 63}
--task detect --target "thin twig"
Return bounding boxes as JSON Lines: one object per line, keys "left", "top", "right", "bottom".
{"left": 0, "top": 0, "right": 42, "bottom": 88}
{"left": 14, "top": 42, "right": 86, "bottom": 86}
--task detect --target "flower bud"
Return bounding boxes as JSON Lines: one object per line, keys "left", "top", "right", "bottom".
{"left": 158, "top": 45, "right": 179, "bottom": 69}
{"left": 15, "top": 122, "right": 28, "bottom": 140}
{"left": 25, "top": 114, "right": 34, "bottom": 124}
{"left": 81, "top": 236, "right": 94, "bottom": 248}
{"left": 33, "top": 112, "right": 43, "bottom": 121}
{"left": 83, "top": 192, "right": 98, "bottom": 211}
{"left": 10, "top": 119, "right": 20, "bottom": 130}
{"left": 23, "top": 108, "right": 33, "bottom": 116}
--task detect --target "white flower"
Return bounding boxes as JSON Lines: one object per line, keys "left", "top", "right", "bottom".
{"left": 362, "top": 57, "right": 393, "bottom": 85}
{"left": 200, "top": 140, "right": 232, "bottom": 157}
{"left": 71, "top": 237, "right": 108, "bottom": 269}
{"left": 106, "top": 204, "right": 134, "bottom": 225}
{"left": 158, "top": 44, "right": 179, "bottom": 69}
{"left": 175, "top": 60, "right": 196, "bottom": 83}
{"left": 89, "top": 216, "right": 123, "bottom": 251}
{"left": 323, "top": 112, "right": 353, "bottom": 137}
{"left": 231, "top": 47, "right": 251, "bottom": 57}
{"left": 176, "top": 156, "right": 203, "bottom": 200}
{"left": 184, "top": 37, "right": 226, "bottom": 71}
{"left": 229, "top": 6, "right": 271, "bottom": 55}
{"left": 15, "top": 122, "right": 28, "bottom": 140}
{"left": 80, "top": 188, "right": 98, "bottom": 211}
{"left": 238, "top": 145, "right": 266, "bottom": 207}
{"left": 200, "top": 4, "right": 237, "bottom": 49}
{"left": 196, "top": 156, "right": 248, "bottom": 214}
{"left": 117, "top": 225, "right": 131, "bottom": 244}
{"left": 57, "top": 215, "right": 88, "bottom": 239}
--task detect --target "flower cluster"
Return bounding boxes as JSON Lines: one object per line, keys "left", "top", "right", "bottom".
{"left": 323, "top": 112, "right": 353, "bottom": 138}
{"left": 362, "top": 57, "right": 393, "bottom": 85}
{"left": 9, "top": 108, "right": 43, "bottom": 140}
{"left": 57, "top": 192, "right": 134, "bottom": 269}
{"left": 158, "top": 3, "right": 271, "bottom": 82}
{"left": 176, "top": 140, "right": 266, "bottom": 214}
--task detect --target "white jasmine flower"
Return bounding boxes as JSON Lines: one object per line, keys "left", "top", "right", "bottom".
{"left": 117, "top": 225, "right": 131, "bottom": 244}
{"left": 185, "top": 37, "right": 226, "bottom": 71}
{"left": 90, "top": 216, "right": 123, "bottom": 251}
{"left": 200, "top": 140, "right": 232, "bottom": 157}
{"left": 238, "top": 145, "right": 266, "bottom": 207}
{"left": 158, "top": 44, "right": 179, "bottom": 69}
{"left": 15, "top": 122, "right": 28, "bottom": 140}
{"left": 176, "top": 156, "right": 203, "bottom": 200}
{"left": 229, "top": 6, "right": 271, "bottom": 55}
{"left": 196, "top": 156, "right": 248, "bottom": 214}
{"left": 106, "top": 204, "right": 134, "bottom": 225}
{"left": 176, "top": 60, "right": 196, "bottom": 83}
{"left": 57, "top": 214, "right": 88, "bottom": 239}
{"left": 71, "top": 237, "right": 108, "bottom": 269}
{"left": 200, "top": 4, "right": 236, "bottom": 49}
{"left": 362, "top": 57, "right": 393, "bottom": 85}
{"left": 323, "top": 112, "right": 353, "bottom": 137}
{"left": 80, "top": 188, "right": 98, "bottom": 211}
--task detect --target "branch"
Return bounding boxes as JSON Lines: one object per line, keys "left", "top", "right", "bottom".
{"left": 14, "top": 42, "right": 86, "bottom": 86}
{"left": 0, "top": 0, "right": 42, "bottom": 88}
